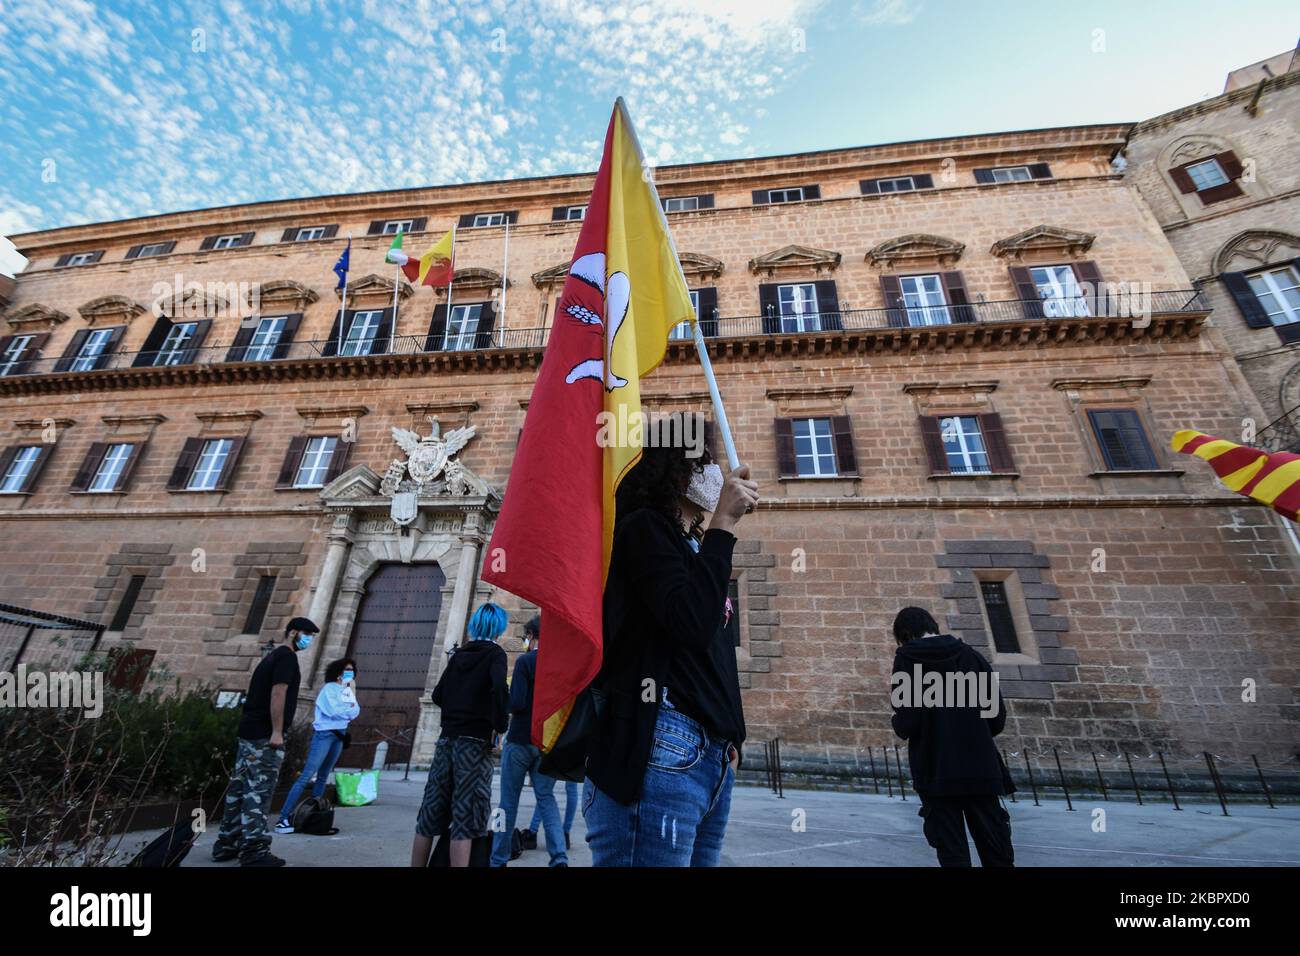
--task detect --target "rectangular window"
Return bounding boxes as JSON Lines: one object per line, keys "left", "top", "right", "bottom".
{"left": 136, "top": 242, "right": 170, "bottom": 258}
{"left": 0, "top": 447, "right": 41, "bottom": 493}
{"left": 382, "top": 219, "right": 413, "bottom": 234}
{"left": 70, "top": 328, "right": 115, "bottom": 372}
{"left": 767, "top": 187, "right": 805, "bottom": 204}
{"left": 66, "top": 252, "right": 97, "bottom": 266}
{"left": 0, "top": 335, "right": 34, "bottom": 376}
{"left": 877, "top": 176, "right": 917, "bottom": 193}
{"left": 991, "top": 166, "right": 1033, "bottom": 183}
{"left": 793, "top": 418, "right": 838, "bottom": 476}
{"left": 294, "top": 436, "right": 339, "bottom": 488}
{"left": 342, "top": 310, "right": 383, "bottom": 356}
{"left": 1247, "top": 266, "right": 1300, "bottom": 326}
{"left": 295, "top": 226, "right": 326, "bottom": 241}
{"left": 443, "top": 304, "right": 484, "bottom": 351}
{"left": 980, "top": 580, "right": 1021, "bottom": 653}
{"left": 941, "top": 416, "right": 990, "bottom": 474}
{"left": 1186, "top": 158, "right": 1230, "bottom": 191}
{"left": 899, "top": 274, "right": 950, "bottom": 326}
{"left": 187, "top": 438, "right": 233, "bottom": 491}
{"left": 565, "top": 205, "right": 586, "bottom": 221}
{"left": 154, "top": 322, "right": 198, "bottom": 366}
{"left": 109, "top": 574, "right": 148, "bottom": 632}
{"left": 212, "top": 234, "right": 245, "bottom": 250}
{"left": 89, "top": 443, "right": 134, "bottom": 492}
{"left": 245, "top": 316, "right": 287, "bottom": 361}
{"left": 1029, "top": 265, "right": 1089, "bottom": 318}
{"left": 778, "top": 283, "right": 820, "bottom": 333}
{"left": 669, "top": 290, "right": 702, "bottom": 341}
{"left": 663, "top": 196, "right": 700, "bottom": 213}
{"left": 243, "top": 574, "right": 277, "bottom": 635}
{"left": 1088, "top": 409, "right": 1158, "bottom": 471}
{"left": 472, "top": 213, "right": 507, "bottom": 227}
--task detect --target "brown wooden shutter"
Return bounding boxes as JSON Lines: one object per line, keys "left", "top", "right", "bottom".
{"left": 158, "top": 240, "right": 177, "bottom": 255}
{"left": 1009, "top": 266, "right": 1044, "bottom": 318}
{"left": 281, "top": 228, "right": 298, "bottom": 242}
{"left": 803, "top": 185, "right": 821, "bottom": 200}
{"left": 751, "top": 189, "right": 769, "bottom": 205}
{"left": 410, "top": 217, "right": 428, "bottom": 233}
{"left": 321, "top": 225, "right": 339, "bottom": 239}
{"left": 71, "top": 442, "right": 109, "bottom": 491}
{"left": 552, "top": 206, "right": 569, "bottom": 221}
{"left": 697, "top": 287, "right": 718, "bottom": 337}
{"left": 0, "top": 446, "right": 18, "bottom": 487}
{"left": 1167, "top": 164, "right": 1196, "bottom": 193}
{"left": 425, "top": 304, "right": 449, "bottom": 351}
{"left": 457, "top": 214, "right": 476, "bottom": 228}
{"left": 57, "top": 330, "right": 90, "bottom": 371}
{"left": 167, "top": 437, "right": 205, "bottom": 490}
{"left": 505, "top": 211, "right": 519, "bottom": 224}
{"left": 1217, "top": 151, "right": 1244, "bottom": 180}
{"left": 180, "top": 319, "right": 211, "bottom": 364}
{"left": 880, "top": 274, "right": 906, "bottom": 327}
{"left": 1072, "top": 260, "right": 1104, "bottom": 314}
{"left": 367, "top": 220, "right": 386, "bottom": 235}
{"left": 973, "top": 168, "right": 995, "bottom": 184}
{"left": 55, "top": 253, "right": 74, "bottom": 267}
{"left": 860, "top": 179, "right": 881, "bottom": 195}
{"left": 133, "top": 316, "right": 173, "bottom": 367}
{"left": 941, "top": 271, "right": 974, "bottom": 323}
{"left": 101, "top": 326, "right": 126, "bottom": 366}
{"left": 373, "top": 307, "right": 394, "bottom": 354}
{"left": 813, "top": 280, "right": 841, "bottom": 330}
{"left": 18, "top": 332, "right": 49, "bottom": 374}
{"left": 213, "top": 436, "right": 245, "bottom": 491}
{"left": 199, "top": 236, "right": 218, "bottom": 251}
{"left": 114, "top": 443, "right": 144, "bottom": 491}
{"left": 236, "top": 232, "right": 254, "bottom": 247}
{"left": 913, "top": 174, "right": 935, "bottom": 189}
{"left": 1221, "top": 272, "right": 1271, "bottom": 328}
{"left": 87, "top": 251, "right": 104, "bottom": 264}
{"left": 1028, "top": 163, "right": 1052, "bottom": 179}
{"left": 323, "top": 310, "right": 346, "bottom": 356}
{"left": 325, "top": 438, "right": 353, "bottom": 483}
{"left": 774, "top": 418, "right": 796, "bottom": 477}
{"left": 830, "top": 416, "right": 858, "bottom": 475}
{"left": 226, "top": 324, "right": 255, "bottom": 361}
{"left": 274, "top": 313, "right": 303, "bottom": 359}
{"left": 474, "top": 300, "right": 497, "bottom": 349}
{"left": 918, "top": 417, "right": 949, "bottom": 474}
{"left": 126, "top": 245, "right": 144, "bottom": 260}
{"left": 696, "top": 194, "right": 715, "bottom": 209}
{"left": 759, "top": 284, "right": 780, "bottom": 333}
{"left": 979, "top": 413, "right": 1016, "bottom": 472}
{"left": 276, "top": 436, "right": 309, "bottom": 489}
{"left": 20, "top": 444, "right": 54, "bottom": 492}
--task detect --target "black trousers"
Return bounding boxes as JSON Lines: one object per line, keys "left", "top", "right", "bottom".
{"left": 918, "top": 795, "right": 1014, "bottom": 867}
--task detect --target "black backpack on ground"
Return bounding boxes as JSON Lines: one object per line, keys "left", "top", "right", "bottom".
{"left": 128, "top": 817, "right": 199, "bottom": 868}
{"left": 290, "top": 795, "right": 339, "bottom": 836}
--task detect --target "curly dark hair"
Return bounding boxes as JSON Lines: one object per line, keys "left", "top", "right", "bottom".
{"left": 323, "top": 658, "right": 357, "bottom": 683}
{"left": 615, "top": 413, "right": 715, "bottom": 530}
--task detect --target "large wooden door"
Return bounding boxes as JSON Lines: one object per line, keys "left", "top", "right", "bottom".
{"left": 342, "top": 562, "right": 446, "bottom": 768}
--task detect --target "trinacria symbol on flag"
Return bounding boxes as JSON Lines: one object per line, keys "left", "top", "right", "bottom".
{"left": 562, "top": 252, "right": 631, "bottom": 392}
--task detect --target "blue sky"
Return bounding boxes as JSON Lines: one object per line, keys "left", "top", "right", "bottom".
{"left": 1, "top": 0, "right": 1297, "bottom": 274}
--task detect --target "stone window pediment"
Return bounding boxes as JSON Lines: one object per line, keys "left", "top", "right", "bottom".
{"left": 258, "top": 279, "right": 321, "bottom": 313}
{"left": 338, "top": 273, "right": 414, "bottom": 305}
{"left": 155, "top": 287, "right": 237, "bottom": 321}
{"left": 4, "top": 303, "right": 72, "bottom": 332}
{"left": 866, "top": 234, "right": 965, "bottom": 268}
{"left": 533, "top": 254, "right": 724, "bottom": 290}
{"left": 1211, "top": 229, "right": 1300, "bottom": 275}
{"left": 989, "top": 225, "right": 1096, "bottom": 260}
{"left": 436, "top": 268, "right": 508, "bottom": 298}
{"left": 748, "top": 244, "right": 842, "bottom": 277}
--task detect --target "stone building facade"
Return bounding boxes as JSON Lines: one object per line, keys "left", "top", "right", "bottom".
{"left": 2, "top": 121, "right": 1297, "bottom": 769}
{"left": 1125, "top": 53, "right": 1300, "bottom": 431}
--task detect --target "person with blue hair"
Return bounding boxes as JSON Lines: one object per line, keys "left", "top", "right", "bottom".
{"left": 410, "top": 602, "right": 509, "bottom": 867}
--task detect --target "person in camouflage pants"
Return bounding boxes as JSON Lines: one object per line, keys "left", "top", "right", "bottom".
{"left": 212, "top": 737, "right": 286, "bottom": 863}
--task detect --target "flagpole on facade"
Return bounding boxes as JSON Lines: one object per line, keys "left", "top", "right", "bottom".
{"left": 613, "top": 97, "right": 741, "bottom": 470}
{"left": 391, "top": 232, "right": 402, "bottom": 344}
{"left": 337, "top": 233, "right": 351, "bottom": 357}
{"left": 500, "top": 219, "right": 509, "bottom": 347}
{"left": 444, "top": 224, "right": 457, "bottom": 349}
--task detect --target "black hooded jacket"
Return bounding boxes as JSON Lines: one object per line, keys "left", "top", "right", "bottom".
{"left": 431, "top": 640, "right": 509, "bottom": 740}
{"left": 890, "top": 634, "right": 1013, "bottom": 797}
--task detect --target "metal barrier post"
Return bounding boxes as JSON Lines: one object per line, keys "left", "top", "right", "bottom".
{"left": 1252, "top": 755, "right": 1276, "bottom": 810}
{"left": 1125, "top": 752, "right": 1143, "bottom": 806}
{"left": 1053, "top": 746, "right": 1074, "bottom": 811}
{"left": 1157, "top": 752, "right": 1182, "bottom": 811}
{"left": 1023, "top": 752, "right": 1040, "bottom": 806}
{"left": 1204, "top": 752, "right": 1229, "bottom": 817}
{"left": 867, "top": 747, "right": 880, "bottom": 794}
{"left": 1092, "top": 752, "right": 1108, "bottom": 801}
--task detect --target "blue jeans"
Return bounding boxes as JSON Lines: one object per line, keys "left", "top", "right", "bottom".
{"left": 279, "top": 729, "right": 345, "bottom": 824}
{"left": 583, "top": 707, "right": 735, "bottom": 867}
{"left": 531, "top": 780, "right": 577, "bottom": 835}
{"left": 491, "top": 741, "right": 568, "bottom": 867}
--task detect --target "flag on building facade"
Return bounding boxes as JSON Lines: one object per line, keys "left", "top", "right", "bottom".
{"left": 332, "top": 237, "right": 351, "bottom": 291}
{"left": 481, "top": 99, "right": 696, "bottom": 751}
{"left": 1172, "top": 429, "right": 1300, "bottom": 521}
{"left": 384, "top": 227, "right": 454, "bottom": 287}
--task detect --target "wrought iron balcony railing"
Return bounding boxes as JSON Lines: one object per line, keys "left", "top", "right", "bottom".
{"left": 0, "top": 288, "right": 1208, "bottom": 380}
{"left": 1256, "top": 406, "right": 1300, "bottom": 454}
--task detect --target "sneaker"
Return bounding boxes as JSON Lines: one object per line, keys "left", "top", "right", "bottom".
{"left": 241, "top": 852, "right": 287, "bottom": 867}
{"left": 211, "top": 847, "right": 239, "bottom": 863}
{"left": 274, "top": 821, "right": 295, "bottom": 834}
{"left": 520, "top": 828, "right": 538, "bottom": 850}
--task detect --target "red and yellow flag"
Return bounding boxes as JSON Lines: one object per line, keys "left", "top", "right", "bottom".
{"left": 388, "top": 227, "right": 455, "bottom": 287}
{"left": 482, "top": 99, "right": 695, "bottom": 751}
{"left": 1172, "top": 429, "right": 1300, "bottom": 521}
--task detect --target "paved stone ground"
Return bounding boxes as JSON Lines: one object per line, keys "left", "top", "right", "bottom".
{"left": 174, "top": 770, "right": 1300, "bottom": 867}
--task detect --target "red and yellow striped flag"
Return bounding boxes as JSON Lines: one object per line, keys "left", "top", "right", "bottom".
{"left": 1171, "top": 429, "right": 1300, "bottom": 521}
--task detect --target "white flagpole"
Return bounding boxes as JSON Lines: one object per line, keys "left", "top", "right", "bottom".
{"left": 444, "top": 224, "right": 457, "bottom": 350}
{"left": 615, "top": 97, "right": 740, "bottom": 470}
{"left": 500, "top": 219, "right": 509, "bottom": 347}
{"left": 337, "top": 233, "right": 351, "bottom": 357}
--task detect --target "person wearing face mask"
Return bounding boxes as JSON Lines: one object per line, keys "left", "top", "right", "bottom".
{"left": 275, "top": 657, "right": 361, "bottom": 834}
{"left": 211, "top": 616, "right": 319, "bottom": 867}
{"left": 583, "top": 414, "right": 760, "bottom": 867}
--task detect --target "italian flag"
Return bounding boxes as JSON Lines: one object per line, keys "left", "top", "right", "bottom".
{"left": 386, "top": 228, "right": 454, "bottom": 288}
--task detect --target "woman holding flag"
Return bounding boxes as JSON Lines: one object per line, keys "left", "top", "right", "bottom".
{"left": 582, "top": 416, "right": 759, "bottom": 866}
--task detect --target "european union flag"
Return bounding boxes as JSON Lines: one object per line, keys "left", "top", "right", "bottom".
{"left": 333, "top": 238, "right": 351, "bottom": 291}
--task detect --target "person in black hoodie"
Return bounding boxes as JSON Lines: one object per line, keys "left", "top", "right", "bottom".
{"left": 890, "top": 606, "right": 1015, "bottom": 867}
{"left": 410, "top": 602, "right": 509, "bottom": 867}
{"left": 584, "top": 415, "right": 760, "bottom": 867}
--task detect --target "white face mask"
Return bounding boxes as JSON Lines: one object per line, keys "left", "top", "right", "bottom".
{"left": 684, "top": 463, "right": 724, "bottom": 512}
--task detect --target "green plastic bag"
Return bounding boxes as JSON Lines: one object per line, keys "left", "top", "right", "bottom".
{"left": 335, "top": 769, "right": 379, "bottom": 806}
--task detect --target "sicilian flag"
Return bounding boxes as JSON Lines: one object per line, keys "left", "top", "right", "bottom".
{"left": 332, "top": 237, "right": 351, "bottom": 291}
{"left": 482, "top": 99, "right": 695, "bottom": 752}
{"left": 1172, "top": 429, "right": 1300, "bottom": 521}
{"left": 388, "top": 228, "right": 455, "bottom": 288}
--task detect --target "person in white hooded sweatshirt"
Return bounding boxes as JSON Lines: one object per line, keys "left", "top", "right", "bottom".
{"left": 276, "top": 657, "right": 361, "bottom": 832}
